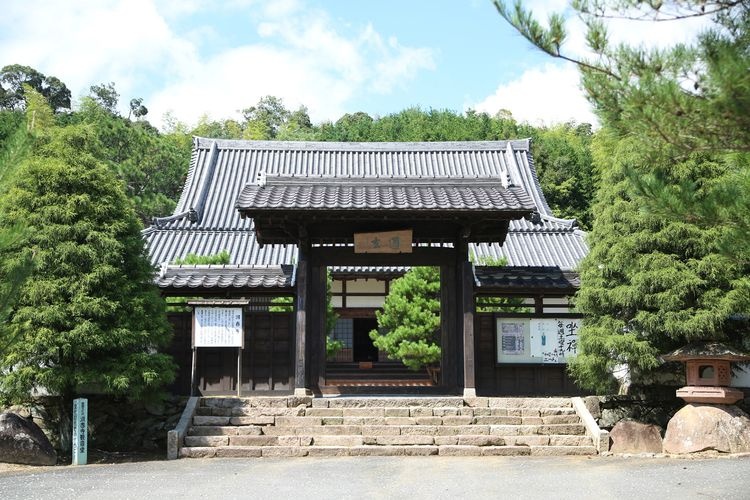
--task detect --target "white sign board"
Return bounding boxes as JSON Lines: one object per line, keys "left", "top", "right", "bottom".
{"left": 72, "top": 398, "right": 87, "bottom": 465}
{"left": 194, "top": 307, "right": 244, "bottom": 347}
{"left": 530, "top": 318, "right": 581, "bottom": 363}
{"left": 496, "top": 317, "right": 581, "bottom": 364}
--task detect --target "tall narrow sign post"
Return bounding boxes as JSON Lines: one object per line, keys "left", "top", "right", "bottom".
{"left": 72, "top": 398, "right": 88, "bottom": 465}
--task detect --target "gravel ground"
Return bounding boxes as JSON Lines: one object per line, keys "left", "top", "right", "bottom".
{"left": 1, "top": 455, "right": 750, "bottom": 500}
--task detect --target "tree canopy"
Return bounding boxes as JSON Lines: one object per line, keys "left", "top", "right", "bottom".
{"left": 370, "top": 267, "right": 441, "bottom": 371}
{"left": 0, "top": 103, "right": 175, "bottom": 448}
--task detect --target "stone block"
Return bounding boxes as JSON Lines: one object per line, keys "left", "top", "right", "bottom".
{"left": 373, "top": 435, "right": 434, "bottom": 445}
{"left": 664, "top": 404, "right": 750, "bottom": 454}
{"left": 179, "top": 447, "right": 216, "bottom": 458}
{"left": 275, "top": 417, "right": 322, "bottom": 427}
{"left": 312, "top": 435, "right": 364, "bottom": 446}
{"left": 229, "top": 416, "right": 275, "bottom": 426}
{"left": 229, "top": 435, "right": 278, "bottom": 446}
{"left": 343, "top": 417, "right": 387, "bottom": 426}
{"left": 415, "top": 417, "right": 442, "bottom": 426}
{"left": 474, "top": 416, "right": 522, "bottom": 425}
{"left": 384, "top": 408, "right": 410, "bottom": 417}
{"left": 510, "top": 435, "right": 549, "bottom": 446}
{"left": 481, "top": 446, "right": 531, "bottom": 456}
{"left": 437, "top": 425, "right": 489, "bottom": 436}
{"left": 307, "top": 446, "right": 351, "bottom": 457}
{"left": 409, "top": 408, "right": 434, "bottom": 417}
{"left": 349, "top": 445, "right": 438, "bottom": 456}
{"left": 385, "top": 417, "right": 416, "bottom": 426}
{"left": 538, "top": 424, "right": 585, "bottom": 436}
{"left": 311, "top": 398, "right": 329, "bottom": 408}
{"left": 549, "top": 435, "right": 589, "bottom": 447}
{"left": 506, "top": 409, "right": 522, "bottom": 417}
{"left": 278, "top": 436, "right": 302, "bottom": 446}
{"left": 322, "top": 417, "right": 344, "bottom": 425}
{"left": 434, "top": 408, "right": 460, "bottom": 417}
{"left": 211, "top": 408, "right": 234, "bottom": 417}
{"left": 521, "top": 409, "right": 541, "bottom": 417}
{"left": 489, "top": 425, "right": 537, "bottom": 436}
{"left": 215, "top": 446, "right": 262, "bottom": 458}
{"left": 184, "top": 435, "right": 228, "bottom": 447}
{"left": 401, "top": 425, "right": 438, "bottom": 436}
{"left": 438, "top": 445, "right": 482, "bottom": 456}
{"left": 530, "top": 445, "right": 597, "bottom": 456}
{"left": 188, "top": 426, "right": 238, "bottom": 436}
{"left": 343, "top": 408, "right": 385, "bottom": 417}
{"left": 441, "top": 416, "right": 473, "bottom": 426}
{"left": 236, "top": 426, "right": 264, "bottom": 436}
{"left": 434, "top": 436, "right": 458, "bottom": 445}
{"left": 464, "top": 397, "right": 489, "bottom": 408}
{"left": 489, "top": 408, "right": 508, "bottom": 416}
{"left": 458, "top": 408, "right": 475, "bottom": 417}
{"left": 542, "top": 415, "right": 580, "bottom": 424}
{"left": 540, "top": 408, "right": 576, "bottom": 417}
{"left": 193, "top": 416, "right": 231, "bottom": 426}
{"left": 195, "top": 407, "right": 212, "bottom": 416}
{"left": 305, "top": 408, "right": 343, "bottom": 417}
{"left": 287, "top": 396, "right": 313, "bottom": 408}
{"left": 261, "top": 446, "right": 309, "bottom": 457}
{"left": 457, "top": 435, "right": 505, "bottom": 447}
{"left": 366, "top": 425, "right": 401, "bottom": 436}
{"left": 522, "top": 417, "right": 544, "bottom": 425}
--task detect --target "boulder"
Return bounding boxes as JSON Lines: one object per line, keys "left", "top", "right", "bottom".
{"left": 663, "top": 404, "right": 750, "bottom": 454}
{"left": 0, "top": 412, "right": 57, "bottom": 465}
{"left": 609, "top": 420, "right": 663, "bottom": 454}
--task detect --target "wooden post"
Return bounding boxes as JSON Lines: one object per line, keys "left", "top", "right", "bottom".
{"left": 190, "top": 347, "right": 197, "bottom": 397}
{"left": 294, "top": 237, "right": 310, "bottom": 396}
{"left": 237, "top": 347, "right": 242, "bottom": 397}
{"left": 457, "top": 235, "right": 476, "bottom": 398}
{"left": 440, "top": 264, "right": 458, "bottom": 392}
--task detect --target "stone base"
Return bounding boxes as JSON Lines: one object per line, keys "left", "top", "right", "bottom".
{"left": 663, "top": 404, "right": 750, "bottom": 454}
{"left": 294, "top": 388, "right": 313, "bottom": 397}
{"left": 676, "top": 386, "right": 745, "bottom": 405}
{"left": 463, "top": 388, "right": 477, "bottom": 399}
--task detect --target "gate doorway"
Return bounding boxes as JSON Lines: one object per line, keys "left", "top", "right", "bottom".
{"left": 352, "top": 317, "right": 379, "bottom": 362}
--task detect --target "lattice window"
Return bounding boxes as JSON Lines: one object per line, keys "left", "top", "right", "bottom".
{"left": 332, "top": 318, "right": 353, "bottom": 349}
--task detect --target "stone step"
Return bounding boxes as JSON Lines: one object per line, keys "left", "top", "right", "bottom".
{"left": 303, "top": 406, "right": 577, "bottom": 418}
{"left": 179, "top": 443, "right": 595, "bottom": 458}
{"left": 312, "top": 397, "right": 466, "bottom": 408}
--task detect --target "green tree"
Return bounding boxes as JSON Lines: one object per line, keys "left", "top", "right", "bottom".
{"left": 0, "top": 118, "right": 175, "bottom": 450}
{"left": 370, "top": 267, "right": 441, "bottom": 370}
{"left": 495, "top": 0, "right": 750, "bottom": 389}
{"left": 0, "top": 64, "right": 71, "bottom": 112}
{"left": 570, "top": 135, "right": 747, "bottom": 392}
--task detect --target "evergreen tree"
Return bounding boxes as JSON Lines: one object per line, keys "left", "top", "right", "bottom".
{"left": 0, "top": 110, "right": 175, "bottom": 449}
{"left": 570, "top": 134, "right": 748, "bottom": 392}
{"left": 370, "top": 267, "right": 441, "bottom": 370}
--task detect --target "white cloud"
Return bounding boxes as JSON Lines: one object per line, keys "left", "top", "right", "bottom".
{"left": 0, "top": 0, "right": 434, "bottom": 128}
{"left": 473, "top": 63, "right": 597, "bottom": 126}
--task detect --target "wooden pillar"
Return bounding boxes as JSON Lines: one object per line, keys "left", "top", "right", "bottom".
{"left": 457, "top": 236, "right": 476, "bottom": 398}
{"left": 308, "top": 263, "right": 327, "bottom": 393}
{"left": 440, "top": 263, "right": 458, "bottom": 393}
{"left": 294, "top": 237, "right": 311, "bottom": 396}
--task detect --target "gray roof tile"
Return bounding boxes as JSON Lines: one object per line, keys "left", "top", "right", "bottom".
{"left": 155, "top": 264, "right": 294, "bottom": 290}
{"left": 144, "top": 138, "right": 588, "bottom": 288}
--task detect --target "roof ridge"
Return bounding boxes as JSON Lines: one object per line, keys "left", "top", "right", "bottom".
{"left": 193, "top": 137, "right": 531, "bottom": 152}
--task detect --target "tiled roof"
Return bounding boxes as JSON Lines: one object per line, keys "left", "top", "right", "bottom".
{"left": 155, "top": 264, "right": 294, "bottom": 290}
{"left": 474, "top": 266, "right": 580, "bottom": 291}
{"left": 237, "top": 176, "right": 536, "bottom": 212}
{"left": 144, "top": 138, "right": 588, "bottom": 288}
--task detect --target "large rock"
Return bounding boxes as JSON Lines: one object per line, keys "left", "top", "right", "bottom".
{"left": 663, "top": 404, "right": 750, "bottom": 454}
{"left": 609, "top": 420, "right": 663, "bottom": 454}
{"left": 0, "top": 412, "right": 57, "bottom": 465}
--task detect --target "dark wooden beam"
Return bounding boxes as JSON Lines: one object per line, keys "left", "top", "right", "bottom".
{"left": 456, "top": 236, "right": 476, "bottom": 398}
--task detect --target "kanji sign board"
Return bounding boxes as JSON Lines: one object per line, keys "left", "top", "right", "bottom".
{"left": 354, "top": 229, "right": 412, "bottom": 254}
{"left": 193, "top": 307, "right": 244, "bottom": 347}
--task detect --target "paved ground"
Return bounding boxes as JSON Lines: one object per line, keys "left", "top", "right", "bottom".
{"left": 1, "top": 455, "right": 749, "bottom": 499}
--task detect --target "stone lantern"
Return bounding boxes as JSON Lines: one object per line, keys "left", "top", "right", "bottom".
{"left": 662, "top": 342, "right": 750, "bottom": 405}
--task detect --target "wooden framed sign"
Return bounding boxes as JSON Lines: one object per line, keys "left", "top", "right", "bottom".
{"left": 193, "top": 307, "right": 244, "bottom": 347}
{"left": 354, "top": 229, "right": 413, "bottom": 254}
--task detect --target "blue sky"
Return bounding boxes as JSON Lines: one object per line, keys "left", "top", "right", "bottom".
{"left": 0, "top": 0, "right": 706, "bottom": 129}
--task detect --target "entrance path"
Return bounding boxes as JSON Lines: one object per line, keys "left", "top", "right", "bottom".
{"left": 1, "top": 456, "right": 748, "bottom": 500}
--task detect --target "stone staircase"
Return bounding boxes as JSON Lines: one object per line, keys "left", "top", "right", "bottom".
{"left": 179, "top": 396, "right": 597, "bottom": 458}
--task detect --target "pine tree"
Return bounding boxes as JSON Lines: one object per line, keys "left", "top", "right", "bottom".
{"left": 369, "top": 267, "right": 441, "bottom": 370}
{"left": 0, "top": 108, "right": 175, "bottom": 449}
